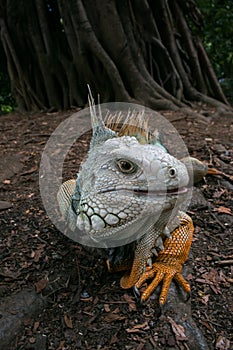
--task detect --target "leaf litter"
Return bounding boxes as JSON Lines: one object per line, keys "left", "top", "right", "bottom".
{"left": 0, "top": 109, "right": 232, "bottom": 349}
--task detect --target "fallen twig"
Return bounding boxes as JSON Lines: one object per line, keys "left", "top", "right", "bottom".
{"left": 215, "top": 260, "right": 233, "bottom": 266}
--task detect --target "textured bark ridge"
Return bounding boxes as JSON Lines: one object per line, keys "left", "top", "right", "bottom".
{"left": 0, "top": 0, "right": 230, "bottom": 111}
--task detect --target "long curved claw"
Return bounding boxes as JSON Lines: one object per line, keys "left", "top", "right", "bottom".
{"left": 174, "top": 272, "right": 191, "bottom": 294}
{"left": 174, "top": 272, "right": 191, "bottom": 301}
{"left": 133, "top": 285, "right": 140, "bottom": 297}
{"left": 185, "top": 291, "right": 191, "bottom": 302}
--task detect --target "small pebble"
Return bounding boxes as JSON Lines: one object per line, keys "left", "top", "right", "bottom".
{"left": 81, "top": 291, "right": 90, "bottom": 299}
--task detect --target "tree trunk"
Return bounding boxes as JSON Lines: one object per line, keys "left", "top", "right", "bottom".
{"left": 0, "top": 0, "right": 230, "bottom": 111}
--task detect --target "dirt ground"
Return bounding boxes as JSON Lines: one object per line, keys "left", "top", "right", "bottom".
{"left": 0, "top": 105, "right": 232, "bottom": 350}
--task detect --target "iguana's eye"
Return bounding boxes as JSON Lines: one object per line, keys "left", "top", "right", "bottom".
{"left": 117, "top": 159, "right": 136, "bottom": 174}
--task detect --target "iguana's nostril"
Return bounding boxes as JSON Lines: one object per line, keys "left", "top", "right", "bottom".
{"left": 168, "top": 167, "right": 177, "bottom": 177}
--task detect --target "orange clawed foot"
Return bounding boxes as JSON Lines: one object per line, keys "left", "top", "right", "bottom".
{"left": 134, "top": 261, "right": 191, "bottom": 306}
{"left": 111, "top": 213, "right": 193, "bottom": 307}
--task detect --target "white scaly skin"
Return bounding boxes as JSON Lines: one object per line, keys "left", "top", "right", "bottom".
{"left": 58, "top": 92, "right": 192, "bottom": 275}
{"left": 76, "top": 135, "right": 189, "bottom": 246}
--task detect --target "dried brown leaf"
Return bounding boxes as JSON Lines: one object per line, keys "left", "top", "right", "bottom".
{"left": 196, "top": 268, "right": 226, "bottom": 294}
{"left": 123, "top": 293, "right": 137, "bottom": 311}
{"left": 219, "top": 270, "right": 227, "bottom": 282}
{"left": 64, "top": 314, "right": 73, "bottom": 329}
{"left": 214, "top": 206, "right": 232, "bottom": 215}
{"left": 104, "top": 304, "right": 111, "bottom": 312}
{"left": 34, "top": 278, "right": 47, "bottom": 293}
{"left": 199, "top": 320, "right": 213, "bottom": 331}
{"left": 196, "top": 278, "right": 208, "bottom": 284}
{"left": 104, "top": 313, "right": 126, "bottom": 322}
{"left": 210, "top": 284, "right": 220, "bottom": 294}
{"left": 126, "top": 321, "right": 148, "bottom": 333}
{"left": 168, "top": 317, "right": 187, "bottom": 341}
{"left": 112, "top": 307, "right": 120, "bottom": 314}
{"left": 33, "top": 245, "right": 45, "bottom": 262}
{"left": 33, "top": 321, "right": 40, "bottom": 332}
{"left": 57, "top": 340, "right": 65, "bottom": 350}
{"left": 110, "top": 334, "right": 119, "bottom": 345}
{"left": 216, "top": 335, "right": 230, "bottom": 349}
{"left": 200, "top": 294, "right": 210, "bottom": 305}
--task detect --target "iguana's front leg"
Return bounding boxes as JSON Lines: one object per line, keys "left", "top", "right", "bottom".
{"left": 119, "top": 226, "right": 164, "bottom": 289}
{"left": 134, "top": 213, "right": 194, "bottom": 305}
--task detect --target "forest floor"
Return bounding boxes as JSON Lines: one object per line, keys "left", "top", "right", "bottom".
{"left": 0, "top": 106, "right": 232, "bottom": 350}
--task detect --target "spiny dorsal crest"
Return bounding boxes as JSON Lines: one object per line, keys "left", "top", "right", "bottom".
{"left": 104, "top": 110, "right": 150, "bottom": 144}
{"left": 88, "top": 86, "right": 162, "bottom": 147}
{"left": 88, "top": 85, "right": 117, "bottom": 148}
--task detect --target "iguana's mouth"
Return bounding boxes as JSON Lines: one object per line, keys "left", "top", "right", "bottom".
{"left": 100, "top": 186, "right": 188, "bottom": 195}
{"left": 133, "top": 186, "right": 188, "bottom": 196}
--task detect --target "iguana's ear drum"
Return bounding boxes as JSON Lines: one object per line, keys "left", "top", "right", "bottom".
{"left": 87, "top": 85, "right": 117, "bottom": 148}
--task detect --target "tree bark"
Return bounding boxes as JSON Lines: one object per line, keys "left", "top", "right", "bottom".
{"left": 0, "top": 0, "right": 230, "bottom": 111}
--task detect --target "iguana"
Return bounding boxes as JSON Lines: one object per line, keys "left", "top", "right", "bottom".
{"left": 57, "top": 96, "right": 208, "bottom": 307}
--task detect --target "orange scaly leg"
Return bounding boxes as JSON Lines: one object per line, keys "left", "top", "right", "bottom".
{"left": 135, "top": 213, "right": 194, "bottom": 305}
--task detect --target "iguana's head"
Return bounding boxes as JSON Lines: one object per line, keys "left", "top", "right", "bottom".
{"left": 68, "top": 95, "right": 190, "bottom": 245}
